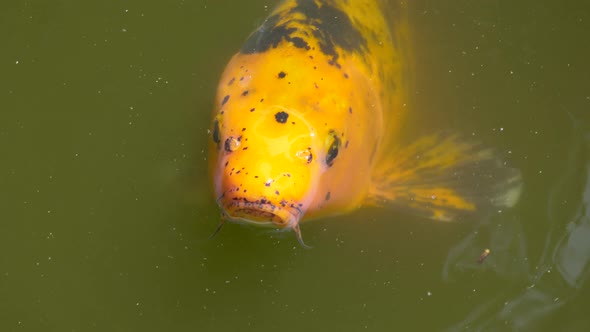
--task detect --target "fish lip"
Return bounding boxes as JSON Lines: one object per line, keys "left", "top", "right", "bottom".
{"left": 223, "top": 201, "right": 302, "bottom": 228}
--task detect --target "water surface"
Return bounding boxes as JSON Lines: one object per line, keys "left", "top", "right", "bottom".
{"left": 1, "top": 0, "right": 589, "bottom": 331}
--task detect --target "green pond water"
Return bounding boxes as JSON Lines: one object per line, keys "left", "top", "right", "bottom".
{"left": 1, "top": 0, "right": 590, "bottom": 331}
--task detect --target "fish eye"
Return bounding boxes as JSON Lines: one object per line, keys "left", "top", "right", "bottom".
{"left": 325, "top": 130, "right": 341, "bottom": 167}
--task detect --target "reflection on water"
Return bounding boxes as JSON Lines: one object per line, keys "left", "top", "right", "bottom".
{"left": 444, "top": 117, "right": 590, "bottom": 330}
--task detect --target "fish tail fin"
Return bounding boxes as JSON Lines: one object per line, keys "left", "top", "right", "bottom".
{"left": 368, "top": 134, "right": 522, "bottom": 221}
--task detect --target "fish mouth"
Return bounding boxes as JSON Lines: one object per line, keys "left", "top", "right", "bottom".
{"left": 223, "top": 201, "right": 302, "bottom": 228}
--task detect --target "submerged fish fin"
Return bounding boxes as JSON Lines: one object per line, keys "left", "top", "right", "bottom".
{"left": 368, "top": 134, "right": 522, "bottom": 221}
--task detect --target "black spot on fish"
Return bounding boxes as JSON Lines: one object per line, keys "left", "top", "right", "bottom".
{"left": 275, "top": 111, "right": 289, "bottom": 124}
{"left": 228, "top": 77, "right": 235, "bottom": 85}
{"left": 278, "top": 71, "right": 287, "bottom": 79}
{"left": 290, "top": 36, "right": 310, "bottom": 49}
{"left": 349, "top": 106, "right": 353, "bottom": 114}
{"left": 250, "top": 108, "right": 255, "bottom": 112}
{"left": 242, "top": 90, "right": 249, "bottom": 96}
{"left": 221, "top": 95, "right": 230, "bottom": 106}
{"left": 241, "top": 0, "right": 367, "bottom": 69}
{"left": 293, "top": 0, "right": 367, "bottom": 66}
{"left": 212, "top": 120, "right": 221, "bottom": 146}
{"left": 241, "top": 14, "right": 296, "bottom": 53}
{"left": 326, "top": 130, "right": 341, "bottom": 167}
{"left": 325, "top": 191, "right": 331, "bottom": 201}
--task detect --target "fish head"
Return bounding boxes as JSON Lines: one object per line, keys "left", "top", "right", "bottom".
{"left": 210, "top": 103, "right": 328, "bottom": 230}
{"left": 207, "top": 48, "right": 378, "bottom": 245}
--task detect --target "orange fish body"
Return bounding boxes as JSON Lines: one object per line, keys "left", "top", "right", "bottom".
{"left": 208, "top": 0, "right": 521, "bottom": 245}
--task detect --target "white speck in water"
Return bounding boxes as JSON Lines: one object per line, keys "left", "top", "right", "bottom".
{"left": 427, "top": 291, "right": 432, "bottom": 296}
{"left": 16, "top": 60, "right": 19, "bottom": 64}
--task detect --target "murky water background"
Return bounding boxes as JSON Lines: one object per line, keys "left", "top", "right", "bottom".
{"left": 1, "top": 0, "right": 589, "bottom": 331}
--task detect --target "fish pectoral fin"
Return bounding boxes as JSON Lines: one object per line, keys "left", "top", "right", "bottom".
{"left": 368, "top": 133, "right": 523, "bottom": 221}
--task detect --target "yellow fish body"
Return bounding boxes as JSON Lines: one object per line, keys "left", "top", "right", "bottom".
{"left": 208, "top": 0, "right": 521, "bottom": 246}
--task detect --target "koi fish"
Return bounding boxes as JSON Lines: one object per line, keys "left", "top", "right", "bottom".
{"left": 208, "top": 0, "right": 522, "bottom": 247}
